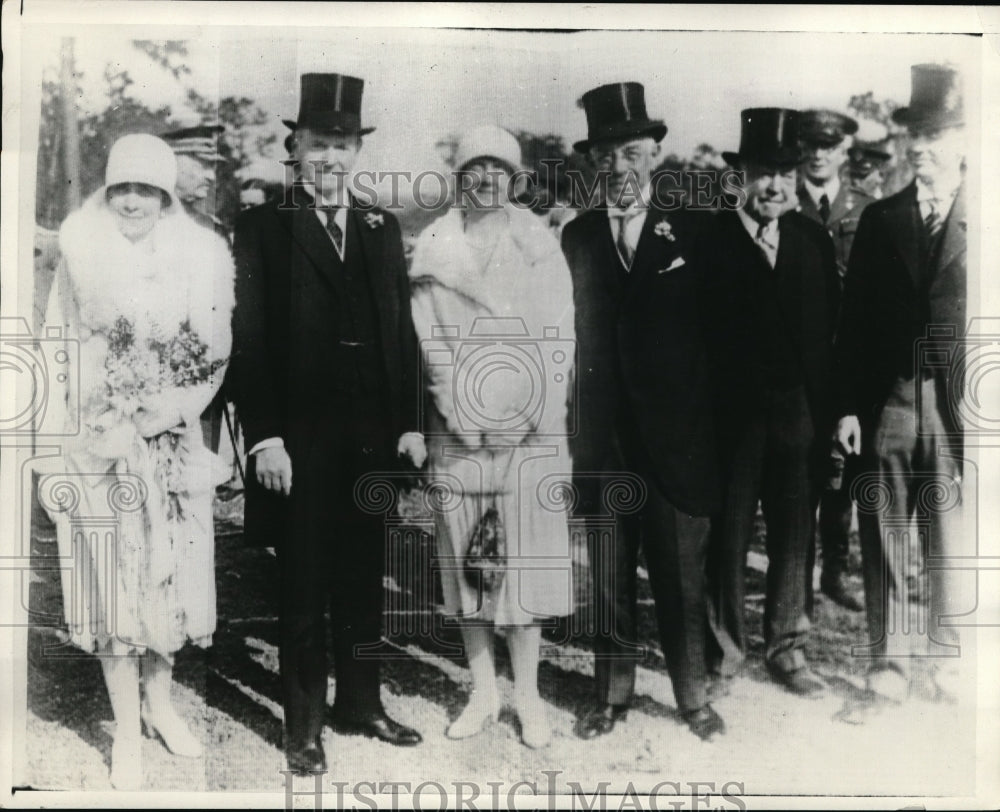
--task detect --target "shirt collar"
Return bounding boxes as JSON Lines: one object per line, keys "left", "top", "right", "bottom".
{"left": 803, "top": 175, "right": 840, "bottom": 207}
{"left": 915, "top": 176, "right": 961, "bottom": 206}
{"left": 736, "top": 206, "right": 778, "bottom": 241}
{"left": 607, "top": 181, "right": 652, "bottom": 219}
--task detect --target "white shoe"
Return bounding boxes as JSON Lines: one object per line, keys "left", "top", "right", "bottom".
{"left": 142, "top": 702, "right": 204, "bottom": 758}
{"left": 931, "top": 665, "right": 961, "bottom": 705}
{"left": 866, "top": 668, "right": 909, "bottom": 705}
{"left": 446, "top": 691, "right": 500, "bottom": 740}
{"left": 109, "top": 734, "right": 142, "bottom": 790}
{"left": 515, "top": 696, "right": 552, "bottom": 749}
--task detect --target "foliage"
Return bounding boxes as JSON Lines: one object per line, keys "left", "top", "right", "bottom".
{"left": 36, "top": 39, "right": 276, "bottom": 231}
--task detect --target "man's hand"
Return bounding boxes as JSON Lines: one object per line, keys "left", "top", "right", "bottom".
{"left": 255, "top": 446, "right": 293, "bottom": 495}
{"left": 397, "top": 432, "right": 427, "bottom": 468}
{"left": 834, "top": 415, "right": 862, "bottom": 456}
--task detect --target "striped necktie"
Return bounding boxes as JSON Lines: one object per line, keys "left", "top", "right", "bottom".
{"left": 923, "top": 200, "right": 944, "bottom": 239}
{"left": 321, "top": 208, "right": 344, "bottom": 254}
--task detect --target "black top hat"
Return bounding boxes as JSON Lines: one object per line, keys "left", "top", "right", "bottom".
{"left": 283, "top": 73, "right": 375, "bottom": 136}
{"left": 573, "top": 82, "right": 667, "bottom": 153}
{"left": 722, "top": 108, "right": 803, "bottom": 169}
{"left": 848, "top": 142, "right": 892, "bottom": 174}
{"left": 892, "top": 63, "right": 963, "bottom": 130}
{"left": 799, "top": 109, "right": 859, "bottom": 147}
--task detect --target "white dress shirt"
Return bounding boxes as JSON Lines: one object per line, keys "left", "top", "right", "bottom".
{"left": 915, "top": 175, "right": 961, "bottom": 225}
{"left": 803, "top": 175, "right": 841, "bottom": 212}
{"left": 737, "top": 207, "right": 780, "bottom": 268}
{"left": 607, "top": 182, "right": 652, "bottom": 267}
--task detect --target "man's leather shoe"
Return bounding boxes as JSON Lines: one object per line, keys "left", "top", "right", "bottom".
{"left": 286, "top": 736, "right": 326, "bottom": 775}
{"left": 331, "top": 710, "right": 423, "bottom": 747}
{"left": 682, "top": 704, "right": 725, "bottom": 742}
{"left": 706, "top": 673, "right": 734, "bottom": 702}
{"left": 821, "top": 573, "right": 864, "bottom": 612}
{"left": 766, "top": 661, "right": 827, "bottom": 698}
{"left": 574, "top": 702, "right": 628, "bottom": 740}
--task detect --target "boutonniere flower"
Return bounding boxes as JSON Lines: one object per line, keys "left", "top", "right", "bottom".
{"left": 653, "top": 219, "right": 676, "bottom": 242}
{"left": 364, "top": 212, "right": 384, "bottom": 229}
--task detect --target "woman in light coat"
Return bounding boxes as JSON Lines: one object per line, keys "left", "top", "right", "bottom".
{"left": 410, "top": 126, "right": 575, "bottom": 748}
{"left": 41, "top": 134, "right": 234, "bottom": 789}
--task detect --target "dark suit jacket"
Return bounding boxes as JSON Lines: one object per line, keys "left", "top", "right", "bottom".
{"left": 835, "top": 181, "right": 967, "bottom": 435}
{"left": 230, "top": 188, "right": 420, "bottom": 546}
{"left": 700, "top": 209, "right": 840, "bottom": 471}
{"left": 561, "top": 205, "right": 719, "bottom": 517}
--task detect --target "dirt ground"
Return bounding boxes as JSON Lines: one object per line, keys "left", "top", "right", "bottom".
{"left": 18, "top": 488, "right": 977, "bottom": 803}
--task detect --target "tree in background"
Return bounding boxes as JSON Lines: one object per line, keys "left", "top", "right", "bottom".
{"left": 35, "top": 39, "right": 276, "bottom": 232}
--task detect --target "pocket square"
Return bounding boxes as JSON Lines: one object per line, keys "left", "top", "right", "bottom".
{"left": 658, "top": 257, "right": 686, "bottom": 273}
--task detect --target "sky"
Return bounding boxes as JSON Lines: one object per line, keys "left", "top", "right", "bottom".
{"left": 32, "top": 27, "right": 981, "bottom": 183}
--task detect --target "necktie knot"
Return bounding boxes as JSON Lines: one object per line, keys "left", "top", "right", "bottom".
{"left": 818, "top": 193, "right": 831, "bottom": 223}
{"left": 923, "top": 200, "right": 943, "bottom": 237}
{"left": 321, "top": 207, "right": 344, "bottom": 254}
{"left": 613, "top": 208, "right": 640, "bottom": 269}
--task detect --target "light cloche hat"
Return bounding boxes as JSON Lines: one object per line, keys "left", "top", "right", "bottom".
{"left": 105, "top": 133, "right": 179, "bottom": 199}
{"left": 453, "top": 125, "right": 523, "bottom": 174}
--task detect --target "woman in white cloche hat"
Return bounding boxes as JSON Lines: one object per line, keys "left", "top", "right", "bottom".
{"left": 41, "top": 133, "right": 234, "bottom": 789}
{"left": 409, "top": 125, "right": 576, "bottom": 748}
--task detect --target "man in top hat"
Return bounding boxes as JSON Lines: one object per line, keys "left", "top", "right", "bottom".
{"left": 562, "top": 82, "right": 724, "bottom": 741}
{"left": 834, "top": 64, "right": 969, "bottom": 705}
{"left": 702, "top": 108, "right": 840, "bottom": 698}
{"left": 161, "top": 122, "right": 229, "bottom": 238}
{"left": 230, "top": 72, "right": 426, "bottom": 773}
{"left": 796, "top": 109, "right": 874, "bottom": 614}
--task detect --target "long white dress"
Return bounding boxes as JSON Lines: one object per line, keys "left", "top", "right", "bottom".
{"left": 39, "top": 190, "right": 234, "bottom": 658}
{"left": 409, "top": 205, "right": 576, "bottom": 625}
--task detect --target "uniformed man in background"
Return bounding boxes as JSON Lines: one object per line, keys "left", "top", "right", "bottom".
{"left": 797, "top": 109, "right": 874, "bottom": 613}
{"left": 162, "top": 122, "right": 231, "bottom": 455}
{"left": 848, "top": 138, "right": 893, "bottom": 200}
{"left": 162, "top": 122, "right": 230, "bottom": 239}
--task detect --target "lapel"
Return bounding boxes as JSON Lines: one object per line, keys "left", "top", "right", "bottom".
{"left": 936, "top": 183, "right": 967, "bottom": 273}
{"left": 885, "top": 182, "right": 923, "bottom": 289}
{"left": 797, "top": 185, "right": 821, "bottom": 224}
{"left": 828, "top": 183, "right": 854, "bottom": 225}
{"left": 582, "top": 209, "right": 625, "bottom": 289}
{"left": 625, "top": 204, "right": 678, "bottom": 287}
{"left": 773, "top": 213, "right": 803, "bottom": 330}
{"left": 347, "top": 201, "right": 398, "bottom": 352}
{"left": 288, "top": 188, "right": 345, "bottom": 292}
{"left": 347, "top": 202, "right": 387, "bottom": 297}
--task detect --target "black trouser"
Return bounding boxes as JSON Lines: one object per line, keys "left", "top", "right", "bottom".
{"left": 586, "top": 431, "right": 712, "bottom": 714}
{"left": 277, "top": 394, "right": 392, "bottom": 750}
{"left": 858, "top": 377, "right": 967, "bottom": 677}
{"left": 708, "top": 385, "right": 815, "bottom": 675}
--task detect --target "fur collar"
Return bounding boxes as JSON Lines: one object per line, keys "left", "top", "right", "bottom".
{"left": 58, "top": 189, "right": 234, "bottom": 340}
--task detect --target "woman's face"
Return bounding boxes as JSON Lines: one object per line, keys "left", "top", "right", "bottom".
{"left": 107, "top": 183, "right": 166, "bottom": 241}
{"left": 458, "top": 157, "right": 514, "bottom": 210}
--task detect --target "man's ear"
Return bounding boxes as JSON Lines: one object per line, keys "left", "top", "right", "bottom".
{"left": 651, "top": 141, "right": 662, "bottom": 160}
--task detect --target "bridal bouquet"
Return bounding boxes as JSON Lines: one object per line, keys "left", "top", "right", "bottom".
{"left": 99, "top": 315, "right": 226, "bottom": 518}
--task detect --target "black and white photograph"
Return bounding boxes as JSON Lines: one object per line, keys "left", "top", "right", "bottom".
{"left": 1, "top": 2, "right": 999, "bottom": 808}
